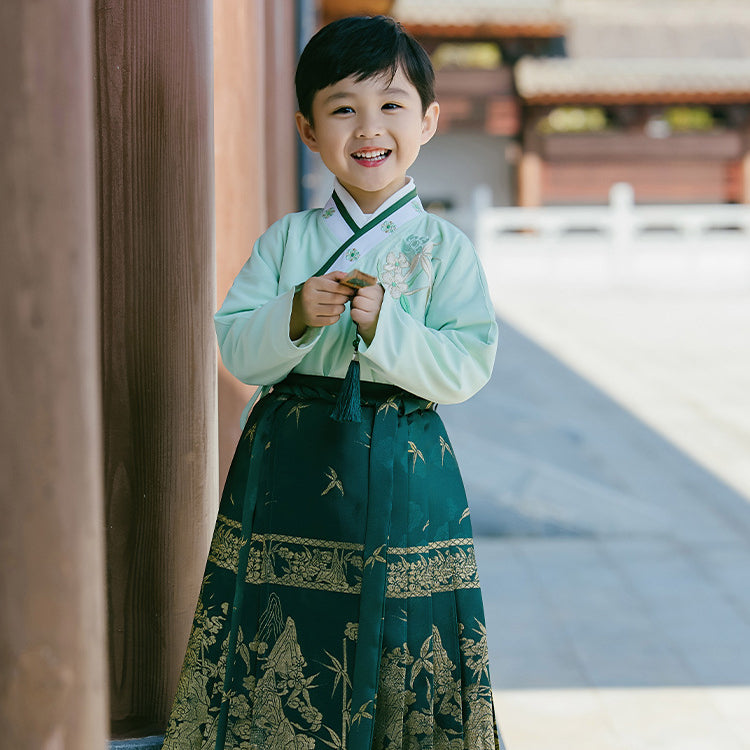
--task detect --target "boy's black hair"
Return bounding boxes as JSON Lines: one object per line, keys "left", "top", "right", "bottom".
{"left": 295, "top": 16, "right": 435, "bottom": 123}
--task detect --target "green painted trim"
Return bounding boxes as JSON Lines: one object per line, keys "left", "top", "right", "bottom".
{"left": 332, "top": 190, "right": 358, "bottom": 232}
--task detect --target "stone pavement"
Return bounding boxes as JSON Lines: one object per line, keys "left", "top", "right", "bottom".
{"left": 440, "top": 286, "right": 750, "bottom": 750}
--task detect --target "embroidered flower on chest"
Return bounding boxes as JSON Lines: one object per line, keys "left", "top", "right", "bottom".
{"left": 345, "top": 247, "right": 360, "bottom": 262}
{"left": 381, "top": 252, "right": 409, "bottom": 297}
{"left": 321, "top": 206, "right": 336, "bottom": 219}
{"left": 378, "top": 235, "right": 439, "bottom": 313}
{"left": 403, "top": 235, "right": 428, "bottom": 252}
{"left": 380, "top": 219, "right": 397, "bottom": 234}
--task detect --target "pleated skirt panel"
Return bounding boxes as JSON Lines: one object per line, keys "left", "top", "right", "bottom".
{"left": 163, "top": 375, "right": 504, "bottom": 750}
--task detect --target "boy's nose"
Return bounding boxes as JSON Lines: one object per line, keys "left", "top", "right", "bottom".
{"left": 355, "top": 114, "right": 383, "bottom": 138}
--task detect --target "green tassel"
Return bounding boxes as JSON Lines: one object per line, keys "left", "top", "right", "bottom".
{"left": 331, "top": 338, "right": 362, "bottom": 423}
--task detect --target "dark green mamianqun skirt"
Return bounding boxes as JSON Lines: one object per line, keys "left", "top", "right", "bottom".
{"left": 163, "top": 374, "right": 503, "bottom": 750}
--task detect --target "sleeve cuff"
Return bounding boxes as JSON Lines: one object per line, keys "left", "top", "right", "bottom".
{"left": 280, "top": 288, "right": 323, "bottom": 351}
{"left": 358, "top": 290, "right": 397, "bottom": 358}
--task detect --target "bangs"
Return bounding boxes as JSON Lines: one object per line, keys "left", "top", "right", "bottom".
{"left": 295, "top": 16, "right": 435, "bottom": 122}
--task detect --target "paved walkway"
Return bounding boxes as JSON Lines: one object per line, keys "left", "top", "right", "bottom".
{"left": 440, "top": 285, "right": 750, "bottom": 750}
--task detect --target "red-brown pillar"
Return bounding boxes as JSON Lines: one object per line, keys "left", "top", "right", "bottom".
{"left": 264, "top": 0, "right": 300, "bottom": 225}
{"left": 0, "top": 2, "right": 108, "bottom": 747}
{"left": 740, "top": 148, "right": 750, "bottom": 205}
{"left": 518, "top": 109, "right": 545, "bottom": 207}
{"left": 214, "top": 0, "right": 268, "bottom": 485}
{"left": 518, "top": 150, "right": 544, "bottom": 207}
{"left": 214, "top": 1, "right": 302, "bottom": 487}
{"left": 95, "top": 1, "right": 217, "bottom": 737}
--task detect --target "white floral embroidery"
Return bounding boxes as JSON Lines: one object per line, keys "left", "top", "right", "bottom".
{"left": 381, "top": 252, "right": 410, "bottom": 299}
{"left": 378, "top": 237, "right": 438, "bottom": 312}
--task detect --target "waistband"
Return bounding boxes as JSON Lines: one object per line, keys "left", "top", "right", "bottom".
{"left": 271, "top": 373, "right": 435, "bottom": 415}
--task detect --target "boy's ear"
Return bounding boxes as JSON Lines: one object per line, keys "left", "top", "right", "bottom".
{"left": 295, "top": 112, "right": 320, "bottom": 153}
{"left": 419, "top": 101, "right": 440, "bottom": 146}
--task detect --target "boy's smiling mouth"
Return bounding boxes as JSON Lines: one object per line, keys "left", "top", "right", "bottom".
{"left": 351, "top": 148, "right": 391, "bottom": 167}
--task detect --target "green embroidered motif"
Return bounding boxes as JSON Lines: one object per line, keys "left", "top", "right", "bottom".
{"left": 345, "top": 247, "right": 360, "bottom": 262}
{"left": 380, "top": 219, "right": 397, "bottom": 234}
{"left": 322, "top": 206, "right": 336, "bottom": 219}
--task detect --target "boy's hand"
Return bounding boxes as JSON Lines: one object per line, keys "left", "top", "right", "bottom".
{"left": 350, "top": 283, "right": 384, "bottom": 346}
{"left": 290, "top": 271, "right": 355, "bottom": 340}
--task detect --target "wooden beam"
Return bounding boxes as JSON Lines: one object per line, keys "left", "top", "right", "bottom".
{"left": 95, "top": 1, "right": 216, "bottom": 737}
{"left": 0, "top": 1, "right": 108, "bottom": 747}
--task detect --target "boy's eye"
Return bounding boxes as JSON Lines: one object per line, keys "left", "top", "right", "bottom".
{"left": 332, "top": 106, "right": 354, "bottom": 115}
{"left": 383, "top": 103, "right": 401, "bottom": 110}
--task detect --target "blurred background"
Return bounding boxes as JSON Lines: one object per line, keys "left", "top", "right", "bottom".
{"left": 2, "top": 1, "right": 749, "bottom": 748}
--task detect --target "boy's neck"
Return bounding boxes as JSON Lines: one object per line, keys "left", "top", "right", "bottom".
{"left": 334, "top": 177, "right": 414, "bottom": 223}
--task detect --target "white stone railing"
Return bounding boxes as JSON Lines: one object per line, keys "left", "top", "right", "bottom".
{"left": 474, "top": 183, "right": 750, "bottom": 288}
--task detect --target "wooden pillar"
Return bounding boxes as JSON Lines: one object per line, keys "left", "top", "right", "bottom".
{"left": 214, "top": 0, "right": 268, "bottom": 486}
{"left": 0, "top": 2, "right": 108, "bottom": 748}
{"left": 518, "top": 151, "right": 543, "bottom": 207}
{"left": 518, "top": 108, "right": 545, "bottom": 207}
{"left": 264, "top": 0, "right": 300, "bottom": 225}
{"left": 95, "top": 1, "right": 217, "bottom": 737}
{"left": 741, "top": 149, "right": 750, "bottom": 205}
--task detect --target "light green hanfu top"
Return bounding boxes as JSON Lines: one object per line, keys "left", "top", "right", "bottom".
{"left": 215, "top": 180, "right": 498, "bottom": 414}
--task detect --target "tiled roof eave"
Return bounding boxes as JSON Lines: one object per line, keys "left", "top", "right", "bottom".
{"left": 515, "top": 58, "right": 750, "bottom": 105}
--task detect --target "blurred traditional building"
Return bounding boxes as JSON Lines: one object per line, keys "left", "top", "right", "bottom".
{"left": 516, "top": 0, "right": 750, "bottom": 206}
{"left": 325, "top": 0, "right": 750, "bottom": 214}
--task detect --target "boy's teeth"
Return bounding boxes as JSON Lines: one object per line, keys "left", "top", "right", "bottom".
{"left": 353, "top": 149, "right": 389, "bottom": 159}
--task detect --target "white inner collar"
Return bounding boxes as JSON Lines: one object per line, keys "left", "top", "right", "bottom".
{"left": 333, "top": 178, "right": 416, "bottom": 228}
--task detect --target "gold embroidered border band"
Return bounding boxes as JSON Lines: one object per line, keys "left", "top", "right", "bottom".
{"left": 208, "top": 515, "right": 480, "bottom": 599}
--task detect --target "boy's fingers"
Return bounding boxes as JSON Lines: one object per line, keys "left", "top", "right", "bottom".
{"left": 351, "top": 293, "right": 382, "bottom": 312}
{"left": 315, "top": 292, "right": 352, "bottom": 307}
{"left": 303, "top": 282, "right": 351, "bottom": 305}
{"left": 354, "top": 283, "right": 384, "bottom": 300}
{"left": 314, "top": 313, "right": 344, "bottom": 326}
{"left": 325, "top": 270, "right": 348, "bottom": 281}
{"left": 322, "top": 271, "right": 354, "bottom": 288}
{"left": 316, "top": 302, "right": 347, "bottom": 315}
{"left": 317, "top": 277, "right": 355, "bottom": 296}
{"left": 351, "top": 298, "right": 370, "bottom": 312}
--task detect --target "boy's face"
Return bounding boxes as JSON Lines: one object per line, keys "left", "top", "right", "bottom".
{"left": 296, "top": 67, "right": 439, "bottom": 213}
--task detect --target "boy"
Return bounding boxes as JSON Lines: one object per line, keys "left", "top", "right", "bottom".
{"left": 164, "top": 16, "right": 503, "bottom": 750}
